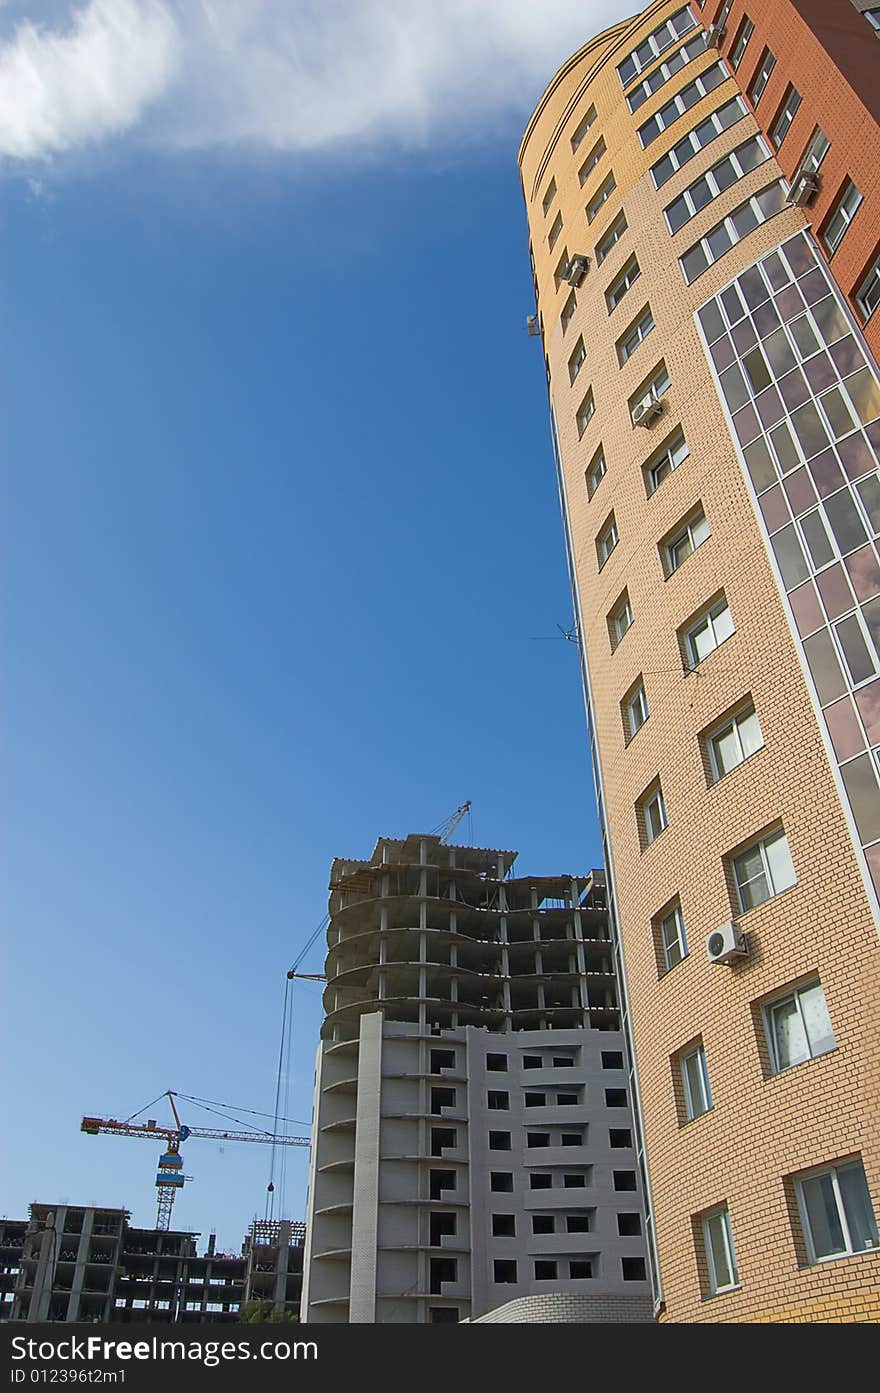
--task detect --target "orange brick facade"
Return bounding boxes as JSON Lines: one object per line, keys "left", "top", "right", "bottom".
{"left": 520, "top": 0, "right": 880, "bottom": 1322}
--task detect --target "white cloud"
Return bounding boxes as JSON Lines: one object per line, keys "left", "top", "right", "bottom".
{"left": 0, "top": 0, "right": 631, "bottom": 163}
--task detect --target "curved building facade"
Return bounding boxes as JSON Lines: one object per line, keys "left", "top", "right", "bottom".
{"left": 520, "top": 0, "right": 880, "bottom": 1322}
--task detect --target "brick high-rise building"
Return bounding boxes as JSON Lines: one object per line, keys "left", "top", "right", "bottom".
{"left": 519, "top": 0, "right": 880, "bottom": 1322}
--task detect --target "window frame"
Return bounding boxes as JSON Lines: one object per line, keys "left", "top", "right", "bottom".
{"left": 650, "top": 95, "right": 748, "bottom": 188}
{"left": 637, "top": 61, "right": 730, "bottom": 149}
{"left": 769, "top": 84, "right": 801, "bottom": 149}
{"left": 595, "top": 211, "right": 628, "bottom": 265}
{"left": 578, "top": 135, "right": 607, "bottom": 186}
{"left": 623, "top": 679, "right": 649, "bottom": 741}
{"left": 586, "top": 172, "right": 617, "bottom": 224}
{"left": 729, "top": 15, "right": 753, "bottom": 69}
{"left": 596, "top": 513, "right": 619, "bottom": 568}
{"left": 702, "top": 1206, "right": 739, "bottom": 1294}
{"left": 570, "top": 105, "right": 597, "bottom": 154}
{"left": 586, "top": 447, "right": 607, "bottom": 500}
{"left": 659, "top": 901, "right": 688, "bottom": 971}
{"left": 664, "top": 506, "right": 711, "bottom": 576}
{"left": 547, "top": 211, "right": 563, "bottom": 251}
{"left": 707, "top": 702, "right": 764, "bottom": 781}
{"left": 541, "top": 178, "right": 557, "bottom": 216}
{"left": 822, "top": 180, "right": 863, "bottom": 256}
{"left": 610, "top": 592, "right": 633, "bottom": 649}
{"left": 683, "top": 596, "right": 735, "bottom": 669}
{"left": 618, "top": 306, "right": 656, "bottom": 365}
{"left": 762, "top": 978, "right": 835, "bottom": 1074}
{"left": 680, "top": 1043, "right": 713, "bottom": 1121}
{"left": 576, "top": 388, "right": 596, "bottom": 438}
{"left": 663, "top": 136, "right": 771, "bottom": 235}
{"left": 606, "top": 255, "right": 641, "bottom": 312}
{"left": 747, "top": 47, "right": 776, "bottom": 106}
{"left": 646, "top": 429, "right": 689, "bottom": 494}
{"left": 794, "top": 1158, "right": 879, "bottom": 1265}
{"left": 856, "top": 253, "right": 880, "bottom": 322}
{"left": 568, "top": 336, "right": 587, "bottom": 384}
{"left": 731, "top": 826, "right": 796, "bottom": 913}
{"left": 640, "top": 784, "right": 668, "bottom": 846}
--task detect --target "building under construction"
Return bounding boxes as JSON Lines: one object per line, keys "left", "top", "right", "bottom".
{"left": 301, "top": 832, "right": 653, "bottom": 1323}
{"left": 1, "top": 1206, "right": 303, "bottom": 1324}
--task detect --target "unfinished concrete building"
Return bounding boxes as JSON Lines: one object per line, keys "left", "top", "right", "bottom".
{"left": 6, "top": 1205, "right": 303, "bottom": 1323}
{"left": 301, "top": 833, "right": 653, "bottom": 1324}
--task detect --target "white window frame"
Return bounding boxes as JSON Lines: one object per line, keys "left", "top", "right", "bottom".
{"left": 630, "top": 363, "right": 671, "bottom": 423}
{"left": 568, "top": 336, "right": 586, "bottom": 383}
{"left": 665, "top": 507, "right": 711, "bottom": 575}
{"left": 679, "top": 181, "right": 787, "bottom": 284}
{"left": 769, "top": 85, "right": 801, "bottom": 149}
{"left": 616, "top": 5, "right": 697, "bottom": 87}
{"left": 730, "top": 16, "right": 754, "bottom": 69}
{"left": 595, "top": 212, "right": 628, "bottom": 264}
{"left": 651, "top": 94, "right": 747, "bottom": 187}
{"left": 708, "top": 703, "right": 763, "bottom": 780}
{"left": 611, "top": 595, "right": 633, "bottom": 648}
{"left": 684, "top": 597, "right": 734, "bottom": 668}
{"left": 553, "top": 248, "right": 570, "bottom": 290}
{"left": 618, "top": 307, "right": 655, "bottom": 364}
{"left": 680, "top": 1044, "right": 712, "bottom": 1120}
{"left": 548, "top": 212, "right": 563, "bottom": 251}
{"left": 647, "top": 430, "right": 689, "bottom": 493}
{"left": 660, "top": 903, "right": 687, "bottom": 970}
{"left": 541, "top": 178, "right": 557, "bottom": 216}
{"left": 664, "top": 136, "right": 770, "bottom": 234}
{"left": 586, "top": 449, "right": 606, "bottom": 499}
{"left": 763, "top": 979, "right": 835, "bottom": 1074}
{"left": 625, "top": 28, "right": 709, "bottom": 113}
{"left": 732, "top": 827, "right": 796, "bottom": 912}
{"left": 606, "top": 256, "right": 641, "bottom": 311}
{"left": 748, "top": 47, "right": 776, "bottom": 105}
{"left": 641, "top": 786, "right": 667, "bottom": 844}
{"left": 576, "top": 389, "right": 595, "bottom": 438}
{"left": 795, "top": 1160, "right": 879, "bottom": 1265}
{"left": 561, "top": 291, "right": 577, "bottom": 334}
{"left": 856, "top": 254, "right": 880, "bottom": 322}
{"left": 637, "top": 61, "right": 729, "bottom": 148}
{"left": 586, "top": 172, "right": 616, "bottom": 224}
{"left": 864, "top": 8, "right": 880, "bottom": 33}
{"left": 597, "top": 516, "right": 619, "bottom": 567}
{"left": 795, "top": 126, "right": 830, "bottom": 182}
{"left": 702, "top": 1206, "right": 739, "bottom": 1294}
{"left": 625, "top": 681, "right": 648, "bottom": 737}
{"left": 822, "top": 180, "right": 863, "bottom": 255}
{"left": 570, "top": 105, "right": 597, "bottom": 153}
{"left": 578, "top": 136, "right": 606, "bottom": 186}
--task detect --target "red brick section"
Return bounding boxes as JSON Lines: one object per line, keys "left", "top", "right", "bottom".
{"left": 702, "top": 0, "right": 880, "bottom": 357}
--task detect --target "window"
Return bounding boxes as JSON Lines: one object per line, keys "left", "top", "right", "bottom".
{"left": 610, "top": 1128, "right": 632, "bottom": 1148}
{"left": 639, "top": 784, "right": 667, "bottom": 845}
{"left": 679, "top": 1043, "right": 712, "bottom": 1120}
{"left": 707, "top": 702, "right": 763, "bottom": 780}
{"left": 795, "top": 1159, "right": 878, "bottom": 1263}
{"left": 586, "top": 172, "right": 616, "bottom": 224}
{"left": 769, "top": 85, "right": 801, "bottom": 148}
{"left": 795, "top": 126, "right": 830, "bottom": 183}
{"left": 701, "top": 1206, "right": 739, "bottom": 1294}
{"left": 613, "top": 1171, "right": 637, "bottom": 1192}
{"left": 527, "top": 1132, "right": 551, "bottom": 1148}
{"left": 625, "top": 29, "right": 710, "bottom": 112}
{"left": 822, "top": 180, "right": 863, "bottom": 255}
{"left": 430, "top": 1086, "right": 456, "bottom": 1113}
{"left": 602, "top": 1051, "right": 624, "bottom": 1070}
{"left": 535, "top": 1260, "right": 557, "bottom": 1280}
{"left": 568, "top": 336, "right": 586, "bottom": 383}
{"left": 578, "top": 136, "right": 606, "bottom": 185}
{"left": 493, "top": 1260, "right": 517, "bottom": 1283}
{"left": 731, "top": 827, "right": 796, "bottom": 912}
{"left": 524, "top": 1092, "right": 546, "bottom": 1108}
{"left": 522, "top": 1055, "right": 542, "bottom": 1070}
{"left": 606, "top": 256, "right": 641, "bottom": 312}
{"left": 664, "top": 507, "right": 711, "bottom": 575}
{"left": 618, "top": 307, "right": 655, "bottom": 364}
{"left": 730, "top": 16, "right": 753, "bottom": 69}
{"left": 658, "top": 900, "right": 688, "bottom": 972}
{"left": 487, "top": 1091, "right": 509, "bottom": 1110}
{"left": 576, "top": 388, "right": 595, "bottom": 438}
{"left": 541, "top": 178, "right": 557, "bottom": 216}
{"left": 664, "top": 136, "right": 770, "bottom": 234}
{"left": 683, "top": 596, "right": 735, "bottom": 668}
{"left": 561, "top": 291, "right": 577, "bottom": 334}
{"left": 629, "top": 361, "right": 671, "bottom": 423}
{"left": 748, "top": 47, "right": 776, "bottom": 105}
{"left": 622, "top": 1257, "right": 646, "bottom": 1281}
{"left": 532, "top": 1215, "right": 554, "bottom": 1235}
{"left": 623, "top": 679, "right": 649, "bottom": 742}
{"left": 430, "top": 1049, "right": 456, "bottom": 1072}
{"left": 595, "top": 212, "right": 627, "bottom": 265}
{"left": 637, "top": 63, "right": 728, "bottom": 148}
{"left": 857, "top": 253, "right": 880, "bottom": 321}
{"left": 618, "top": 1212, "right": 642, "bottom": 1236}
{"left": 596, "top": 513, "right": 619, "bottom": 567}
{"left": 564, "top": 1173, "right": 587, "bottom": 1188}
{"left": 490, "top": 1172, "right": 513, "bottom": 1192}
{"left": 651, "top": 95, "right": 748, "bottom": 187}
{"left": 553, "top": 249, "right": 570, "bottom": 290}
{"left": 553, "top": 1054, "right": 577, "bottom": 1068}
{"left": 763, "top": 979, "right": 835, "bottom": 1073}
{"left": 586, "top": 447, "right": 606, "bottom": 499}
{"left": 570, "top": 1260, "right": 594, "bottom": 1279}
{"left": 492, "top": 1214, "right": 515, "bottom": 1237}
{"left": 865, "top": 8, "right": 880, "bottom": 32}
{"left": 560, "top": 1132, "right": 584, "bottom": 1146}
{"left": 489, "top": 1131, "right": 511, "bottom": 1151}
{"left": 487, "top": 1053, "right": 508, "bottom": 1072}
{"left": 567, "top": 1214, "right": 591, "bottom": 1233}
{"left": 570, "top": 105, "right": 597, "bottom": 153}
{"left": 548, "top": 212, "right": 563, "bottom": 251}
{"left": 680, "top": 182, "right": 787, "bottom": 283}
{"left": 609, "top": 592, "right": 633, "bottom": 649}
{"left": 431, "top": 1127, "right": 456, "bottom": 1155}
{"left": 557, "top": 1092, "right": 579, "bottom": 1106}
{"left": 646, "top": 429, "right": 689, "bottom": 494}
{"left": 530, "top": 1173, "right": 552, "bottom": 1190}
{"left": 616, "top": 6, "right": 697, "bottom": 86}
{"left": 605, "top": 1088, "right": 627, "bottom": 1108}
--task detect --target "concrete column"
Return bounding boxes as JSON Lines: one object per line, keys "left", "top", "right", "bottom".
{"left": 68, "top": 1209, "right": 94, "bottom": 1321}
{"left": 348, "top": 1012, "right": 383, "bottom": 1323}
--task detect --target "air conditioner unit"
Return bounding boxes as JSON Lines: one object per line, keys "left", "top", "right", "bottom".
{"left": 706, "top": 920, "right": 748, "bottom": 965}
{"left": 526, "top": 314, "right": 541, "bottom": 337}
{"left": 564, "top": 254, "right": 590, "bottom": 286}
{"left": 632, "top": 395, "right": 664, "bottom": 427}
{"left": 705, "top": 22, "right": 726, "bottom": 45}
{"left": 786, "top": 171, "right": 819, "bottom": 207}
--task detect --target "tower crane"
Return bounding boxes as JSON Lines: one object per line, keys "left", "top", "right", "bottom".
{"left": 435, "top": 799, "right": 472, "bottom": 845}
{"left": 81, "top": 1091, "right": 310, "bottom": 1231}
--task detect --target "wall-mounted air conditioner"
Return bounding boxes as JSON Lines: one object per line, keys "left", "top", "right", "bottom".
{"left": 564, "top": 254, "right": 590, "bottom": 287}
{"left": 786, "top": 171, "right": 819, "bottom": 207}
{"left": 632, "top": 396, "right": 664, "bottom": 427}
{"left": 706, "top": 920, "right": 748, "bottom": 965}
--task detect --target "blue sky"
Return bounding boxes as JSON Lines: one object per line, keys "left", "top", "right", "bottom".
{"left": 2, "top": 0, "right": 631, "bottom": 1250}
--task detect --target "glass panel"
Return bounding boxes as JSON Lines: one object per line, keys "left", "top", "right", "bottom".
{"left": 846, "top": 369, "right": 880, "bottom": 426}
{"left": 825, "top": 489, "right": 868, "bottom": 554}
{"left": 731, "top": 201, "right": 759, "bottom": 238}
{"left": 821, "top": 387, "right": 856, "bottom": 440}
{"left": 713, "top": 604, "right": 735, "bottom": 645}
{"left": 856, "top": 476, "right": 880, "bottom": 532}
{"left": 770, "top": 995, "right": 808, "bottom": 1069}
{"left": 836, "top": 616, "right": 876, "bottom": 684}
{"left": 683, "top": 244, "right": 709, "bottom": 283}
{"left": 792, "top": 401, "right": 830, "bottom": 458}
{"left": 743, "top": 437, "right": 777, "bottom": 492}
{"left": 707, "top": 222, "right": 733, "bottom": 259}
{"left": 772, "top": 525, "right": 811, "bottom": 590}
{"left": 863, "top": 596, "right": 880, "bottom": 657}
{"left": 699, "top": 300, "right": 726, "bottom": 345}
{"left": 735, "top": 845, "right": 768, "bottom": 909}
{"left": 800, "top": 983, "right": 835, "bottom": 1058}
{"left": 804, "top": 629, "right": 847, "bottom": 705}
{"left": 705, "top": 1212, "right": 733, "bottom": 1289}
{"left": 682, "top": 1052, "right": 706, "bottom": 1116}
{"left": 840, "top": 753, "right": 880, "bottom": 844}
{"left": 801, "top": 1173, "right": 846, "bottom": 1258}
{"left": 838, "top": 1163, "right": 879, "bottom": 1252}
{"left": 719, "top": 362, "right": 749, "bottom": 412}
{"left": 739, "top": 710, "right": 763, "bottom": 758}
{"left": 764, "top": 328, "right": 797, "bottom": 377}
{"left": 770, "top": 421, "right": 801, "bottom": 473}
{"left": 715, "top": 725, "right": 740, "bottom": 775}
{"left": 800, "top": 511, "right": 835, "bottom": 569}
{"left": 721, "top": 283, "right": 746, "bottom": 324}
{"left": 789, "top": 315, "right": 821, "bottom": 360}
{"left": 742, "top": 347, "right": 771, "bottom": 394}
{"left": 765, "top": 831, "right": 796, "bottom": 894}
{"left": 812, "top": 297, "right": 850, "bottom": 347}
